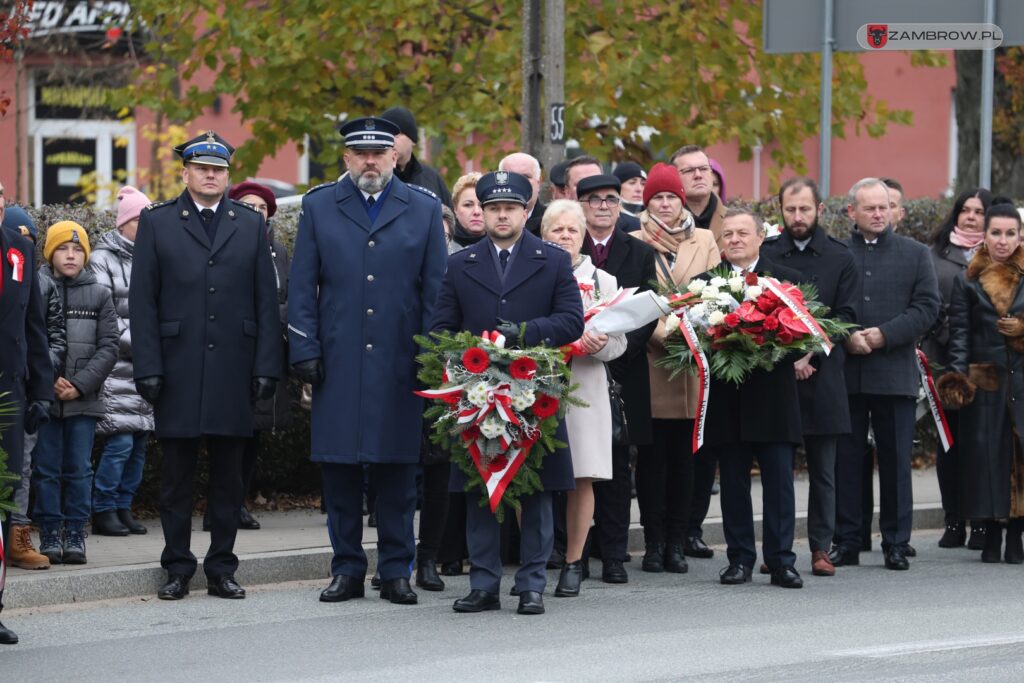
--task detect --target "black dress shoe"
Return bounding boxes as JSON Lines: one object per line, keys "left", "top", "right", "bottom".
{"left": 517, "top": 590, "right": 545, "bottom": 615}
{"left": 416, "top": 559, "right": 445, "bottom": 591}
{"left": 770, "top": 566, "right": 804, "bottom": 589}
{"left": 207, "top": 574, "right": 246, "bottom": 599}
{"left": 664, "top": 544, "right": 688, "bottom": 574}
{"left": 684, "top": 536, "right": 714, "bottom": 559}
{"left": 92, "top": 510, "right": 130, "bottom": 536}
{"left": 0, "top": 621, "right": 18, "bottom": 645}
{"left": 554, "top": 561, "right": 584, "bottom": 597}
{"left": 883, "top": 546, "right": 909, "bottom": 571}
{"left": 158, "top": 574, "right": 191, "bottom": 600}
{"left": 370, "top": 571, "right": 381, "bottom": 589}
{"left": 641, "top": 543, "right": 665, "bottom": 573}
{"left": 602, "top": 559, "right": 628, "bottom": 584}
{"left": 117, "top": 508, "right": 147, "bottom": 535}
{"left": 719, "top": 564, "right": 752, "bottom": 585}
{"left": 379, "top": 577, "right": 418, "bottom": 605}
{"left": 509, "top": 584, "right": 520, "bottom": 596}
{"left": 828, "top": 545, "right": 860, "bottom": 567}
{"left": 239, "top": 506, "right": 261, "bottom": 530}
{"left": 320, "top": 575, "right": 365, "bottom": 602}
{"left": 453, "top": 589, "right": 500, "bottom": 613}
{"left": 902, "top": 543, "right": 917, "bottom": 558}
{"left": 440, "top": 560, "right": 463, "bottom": 576}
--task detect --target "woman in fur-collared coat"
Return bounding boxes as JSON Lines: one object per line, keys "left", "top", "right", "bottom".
{"left": 939, "top": 204, "right": 1024, "bottom": 564}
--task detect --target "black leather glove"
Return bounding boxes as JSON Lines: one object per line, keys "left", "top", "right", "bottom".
{"left": 251, "top": 376, "right": 277, "bottom": 402}
{"left": 496, "top": 319, "right": 521, "bottom": 346}
{"left": 135, "top": 376, "right": 163, "bottom": 405}
{"left": 24, "top": 400, "right": 52, "bottom": 435}
{"left": 292, "top": 359, "right": 325, "bottom": 388}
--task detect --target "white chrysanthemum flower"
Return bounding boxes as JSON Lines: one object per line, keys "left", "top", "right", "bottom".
{"left": 687, "top": 280, "right": 706, "bottom": 294}
{"left": 708, "top": 310, "right": 726, "bottom": 326}
{"left": 479, "top": 415, "right": 505, "bottom": 440}
{"left": 728, "top": 276, "right": 744, "bottom": 293}
{"left": 745, "top": 285, "right": 763, "bottom": 300}
{"left": 700, "top": 286, "right": 720, "bottom": 300}
{"left": 709, "top": 276, "right": 727, "bottom": 288}
{"left": 689, "top": 303, "right": 706, "bottom": 319}
{"left": 512, "top": 389, "right": 536, "bottom": 412}
{"left": 466, "top": 382, "right": 490, "bottom": 408}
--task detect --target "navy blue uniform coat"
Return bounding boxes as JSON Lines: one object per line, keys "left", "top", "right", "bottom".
{"left": 130, "top": 192, "right": 282, "bottom": 439}
{"left": 430, "top": 229, "right": 585, "bottom": 492}
{"left": 288, "top": 176, "right": 448, "bottom": 464}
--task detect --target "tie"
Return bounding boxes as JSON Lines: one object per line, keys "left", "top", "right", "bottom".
{"left": 499, "top": 249, "right": 510, "bottom": 273}
{"left": 200, "top": 208, "right": 216, "bottom": 242}
{"left": 200, "top": 208, "right": 215, "bottom": 223}
{"left": 592, "top": 243, "right": 607, "bottom": 267}
{"left": 366, "top": 195, "right": 376, "bottom": 207}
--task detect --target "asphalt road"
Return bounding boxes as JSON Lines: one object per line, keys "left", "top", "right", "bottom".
{"left": 3, "top": 530, "right": 1024, "bottom": 681}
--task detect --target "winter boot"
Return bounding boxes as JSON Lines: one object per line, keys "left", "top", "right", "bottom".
{"left": 1005, "top": 519, "right": 1024, "bottom": 564}
{"left": 981, "top": 521, "right": 1003, "bottom": 563}
{"left": 641, "top": 542, "right": 666, "bottom": 573}
{"left": 117, "top": 508, "right": 148, "bottom": 535}
{"left": 92, "top": 510, "right": 130, "bottom": 536}
{"left": 38, "top": 526, "right": 63, "bottom": 565}
{"left": 63, "top": 525, "right": 88, "bottom": 565}
{"left": 9, "top": 525, "right": 50, "bottom": 570}
{"left": 938, "top": 519, "right": 966, "bottom": 548}
{"left": 967, "top": 521, "right": 988, "bottom": 550}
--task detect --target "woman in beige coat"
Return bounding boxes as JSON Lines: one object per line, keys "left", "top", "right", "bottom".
{"left": 541, "top": 200, "right": 627, "bottom": 598}
{"left": 633, "top": 163, "right": 721, "bottom": 574}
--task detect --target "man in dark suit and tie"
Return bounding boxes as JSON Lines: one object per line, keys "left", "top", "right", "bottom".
{"left": 431, "top": 170, "right": 584, "bottom": 615}
{"left": 577, "top": 173, "right": 657, "bottom": 584}
{"left": 701, "top": 209, "right": 806, "bottom": 589}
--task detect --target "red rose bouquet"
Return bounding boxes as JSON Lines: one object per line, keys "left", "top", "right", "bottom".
{"left": 414, "top": 330, "right": 580, "bottom": 521}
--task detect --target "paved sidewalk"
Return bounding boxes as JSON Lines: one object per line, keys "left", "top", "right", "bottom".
{"left": 5, "top": 467, "right": 944, "bottom": 608}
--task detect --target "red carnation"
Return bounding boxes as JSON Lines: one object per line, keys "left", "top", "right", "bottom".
{"left": 532, "top": 393, "right": 560, "bottom": 418}
{"left": 462, "top": 347, "right": 490, "bottom": 373}
{"left": 745, "top": 271, "right": 759, "bottom": 286}
{"left": 777, "top": 329, "right": 794, "bottom": 344}
{"left": 763, "top": 315, "right": 780, "bottom": 331}
{"left": 509, "top": 356, "right": 538, "bottom": 380}
{"left": 756, "top": 293, "right": 780, "bottom": 314}
{"left": 724, "top": 312, "right": 741, "bottom": 328}
{"left": 487, "top": 455, "right": 509, "bottom": 472}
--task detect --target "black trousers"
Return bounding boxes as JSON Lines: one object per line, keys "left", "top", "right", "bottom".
{"left": 438, "top": 492, "right": 468, "bottom": 564}
{"left": 687, "top": 445, "right": 718, "bottom": 539}
{"left": 591, "top": 443, "right": 632, "bottom": 562}
{"left": 0, "top": 388, "right": 26, "bottom": 611}
{"left": 160, "top": 436, "right": 244, "bottom": 579}
{"left": 416, "top": 461, "right": 450, "bottom": 560}
{"left": 718, "top": 441, "right": 797, "bottom": 570}
{"left": 836, "top": 394, "right": 916, "bottom": 551}
{"left": 241, "top": 431, "right": 260, "bottom": 497}
{"left": 636, "top": 419, "right": 695, "bottom": 546}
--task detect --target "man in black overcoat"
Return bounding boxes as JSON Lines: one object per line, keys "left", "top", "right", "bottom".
{"left": 130, "top": 132, "right": 281, "bottom": 601}
{"left": 577, "top": 174, "right": 657, "bottom": 583}
{"left": 703, "top": 209, "right": 806, "bottom": 589}
{"left": 761, "top": 178, "right": 860, "bottom": 577}
{"left": 0, "top": 184, "right": 54, "bottom": 644}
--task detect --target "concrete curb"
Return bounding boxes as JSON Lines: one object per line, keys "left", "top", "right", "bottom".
{"left": 6, "top": 504, "right": 947, "bottom": 610}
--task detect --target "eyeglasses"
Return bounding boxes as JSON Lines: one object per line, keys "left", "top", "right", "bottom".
{"left": 582, "top": 195, "right": 621, "bottom": 208}
{"left": 678, "top": 165, "right": 710, "bottom": 176}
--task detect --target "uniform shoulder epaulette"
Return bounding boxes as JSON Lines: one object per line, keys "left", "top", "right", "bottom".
{"left": 542, "top": 240, "right": 566, "bottom": 252}
{"left": 145, "top": 199, "right": 175, "bottom": 211}
{"left": 304, "top": 181, "right": 336, "bottom": 196}
{"left": 229, "top": 198, "right": 259, "bottom": 213}
{"left": 408, "top": 184, "right": 438, "bottom": 200}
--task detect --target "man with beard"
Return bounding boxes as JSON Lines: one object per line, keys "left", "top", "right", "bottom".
{"left": 761, "top": 177, "right": 860, "bottom": 577}
{"left": 288, "top": 116, "right": 447, "bottom": 605}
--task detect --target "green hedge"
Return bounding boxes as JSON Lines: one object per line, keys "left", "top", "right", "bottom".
{"left": 18, "top": 195, "right": 970, "bottom": 504}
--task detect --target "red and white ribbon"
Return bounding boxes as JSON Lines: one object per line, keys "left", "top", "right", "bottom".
{"left": 7, "top": 247, "right": 25, "bottom": 283}
{"left": 414, "top": 384, "right": 465, "bottom": 402}
{"left": 916, "top": 349, "right": 954, "bottom": 452}
{"left": 763, "top": 277, "right": 833, "bottom": 355}
{"left": 678, "top": 313, "right": 709, "bottom": 452}
{"left": 456, "top": 383, "right": 519, "bottom": 427}
{"left": 468, "top": 440, "right": 529, "bottom": 513}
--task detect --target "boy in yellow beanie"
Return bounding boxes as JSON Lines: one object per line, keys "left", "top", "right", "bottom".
{"left": 34, "top": 221, "right": 118, "bottom": 564}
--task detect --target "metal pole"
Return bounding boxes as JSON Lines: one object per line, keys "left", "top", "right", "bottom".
{"left": 542, "top": 0, "right": 566, "bottom": 174}
{"left": 979, "top": 0, "right": 995, "bottom": 188}
{"left": 818, "top": 0, "right": 834, "bottom": 198}
{"left": 521, "top": 0, "right": 543, "bottom": 156}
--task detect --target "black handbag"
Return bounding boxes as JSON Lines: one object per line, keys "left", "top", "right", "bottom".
{"left": 606, "top": 364, "right": 630, "bottom": 446}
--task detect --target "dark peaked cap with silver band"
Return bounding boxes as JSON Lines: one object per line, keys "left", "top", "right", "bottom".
{"left": 338, "top": 116, "right": 400, "bottom": 150}
{"left": 173, "top": 131, "right": 234, "bottom": 167}
{"left": 475, "top": 170, "right": 533, "bottom": 207}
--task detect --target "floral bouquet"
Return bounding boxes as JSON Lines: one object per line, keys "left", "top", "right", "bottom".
{"left": 658, "top": 265, "right": 854, "bottom": 385}
{"left": 414, "top": 330, "right": 580, "bottom": 521}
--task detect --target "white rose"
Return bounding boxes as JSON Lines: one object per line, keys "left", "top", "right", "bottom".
{"left": 700, "top": 286, "right": 720, "bottom": 300}
{"left": 466, "top": 381, "right": 490, "bottom": 408}
{"left": 689, "top": 303, "right": 706, "bottom": 319}
{"left": 708, "top": 310, "right": 726, "bottom": 325}
{"left": 717, "top": 292, "right": 738, "bottom": 308}
{"left": 687, "top": 280, "right": 706, "bottom": 294}
{"left": 512, "top": 389, "right": 536, "bottom": 412}
{"left": 709, "top": 276, "right": 727, "bottom": 288}
{"left": 479, "top": 415, "right": 505, "bottom": 440}
{"left": 745, "top": 285, "right": 763, "bottom": 300}
{"left": 663, "top": 313, "right": 681, "bottom": 335}
{"left": 728, "top": 276, "right": 744, "bottom": 293}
